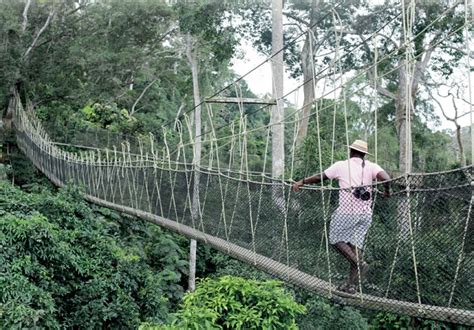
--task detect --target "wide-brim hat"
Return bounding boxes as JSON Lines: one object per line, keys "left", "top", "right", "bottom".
{"left": 349, "top": 139, "right": 371, "bottom": 155}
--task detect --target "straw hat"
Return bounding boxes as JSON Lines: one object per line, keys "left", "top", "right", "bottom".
{"left": 349, "top": 139, "right": 371, "bottom": 155}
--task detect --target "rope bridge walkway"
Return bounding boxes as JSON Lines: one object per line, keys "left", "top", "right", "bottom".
{"left": 9, "top": 94, "right": 474, "bottom": 326}
{"left": 6, "top": 0, "right": 474, "bottom": 324}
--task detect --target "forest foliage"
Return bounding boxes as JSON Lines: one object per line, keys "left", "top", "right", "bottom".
{"left": 2, "top": 154, "right": 469, "bottom": 329}
{"left": 0, "top": 162, "right": 369, "bottom": 329}
{"left": 0, "top": 178, "right": 189, "bottom": 328}
{"left": 1, "top": 0, "right": 473, "bottom": 328}
{"left": 1, "top": 0, "right": 471, "bottom": 175}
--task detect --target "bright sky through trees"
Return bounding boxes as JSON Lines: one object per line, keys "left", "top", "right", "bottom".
{"left": 231, "top": 39, "right": 473, "bottom": 131}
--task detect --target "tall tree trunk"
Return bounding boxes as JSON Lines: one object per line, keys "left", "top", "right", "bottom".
{"left": 186, "top": 34, "right": 201, "bottom": 292}
{"left": 395, "top": 63, "right": 413, "bottom": 241}
{"left": 395, "top": 49, "right": 432, "bottom": 173}
{"left": 395, "top": 24, "right": 432, "bottom": 173}
{"left": 395, "top": 62, "right": 413, "bottom": 174}
{"left": 271, "top": 0, "right": 284, "bottom": 178}
{"left": 455, "top": 124, "right": 465, "bottom": 166}
{"left": 296, "top": 0, "right": 319, "bottom": 146}
{"left": 395, "top": 51, "right": 430, "bottom": 240}
{"left": 296, "top": 36, "right": 315, "bottom": 146}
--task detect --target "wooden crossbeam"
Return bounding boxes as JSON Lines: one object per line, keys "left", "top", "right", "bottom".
{"left": 205, "top": 97, "right": 276, "bottom": 105}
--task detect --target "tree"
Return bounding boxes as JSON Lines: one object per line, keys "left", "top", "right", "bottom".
{"left": 425, "top": 78, "right": 472, "bottom": 166}
{"left": 172, "top": 1, "right": 241, "bottom": 292}
{"left": 157, "top": 276, "right": 306, "bottom": 329}
{"left": 272, "top": 0, "right": 284, "bottom": 178}
{"left": 0, "top": 181, "right": 189, "bottom": 328}
{"left": 240, "top": 1, "right": 469, "bottom": 172}
{"left": 239, "top": 0, "right": 364, "bottom": 146}
{"left": 0, "top": 1, "right": 176, "bottom": 123}
{"left": 185, "top": 31, "right": 201, "bottom": 292}
{"left": 350, "top": 0, "right": 467, "bottom": 172}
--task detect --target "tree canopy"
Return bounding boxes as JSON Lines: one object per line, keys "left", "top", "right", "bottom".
{"left": 1, "top": 1, "right": 473, "bottom": 328}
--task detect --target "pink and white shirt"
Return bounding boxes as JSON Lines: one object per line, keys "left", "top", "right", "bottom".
{"left": 324, "top": 158, "right": 384, "bottom": 214}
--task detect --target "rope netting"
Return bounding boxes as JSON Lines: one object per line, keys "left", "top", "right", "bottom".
{"left": 11, "top": 98, "right": 474, "bottom": 325}
{"left": 6, "top": 0, "right": 473, "bottom": 325}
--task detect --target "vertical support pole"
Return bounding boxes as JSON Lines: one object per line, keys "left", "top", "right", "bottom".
{"left": 186, "top": 33, "right": 201, "bottom": 292}
{"left": 188, "top": 238, "right": 197, "bottom": 291}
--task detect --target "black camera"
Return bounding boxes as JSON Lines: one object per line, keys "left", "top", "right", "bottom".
{"left": 353, "top": 187, "right": 371, "bottom": 201}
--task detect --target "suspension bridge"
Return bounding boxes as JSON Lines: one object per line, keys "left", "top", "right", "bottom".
{"left": 6, "top": 88, "right": 473, "bottom": 325}
{"left": 3, "top": 0, "right": 474, "bottom": 326}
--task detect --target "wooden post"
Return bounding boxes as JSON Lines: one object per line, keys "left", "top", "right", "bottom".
{"left": 188, "top": 239, "right": 197, "bottom": 291}
{"left": 186, "top": 33, "right": 201, "bottom": 292}
{"left": 205, "top": 97, "right": 276, "bottom": 105}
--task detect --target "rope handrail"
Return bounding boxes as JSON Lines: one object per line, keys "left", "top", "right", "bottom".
{"left": 35, "top": 139, "right": 474, "bottom": 191}
{"left": 10, "top": 95, "right": 474, "bottom": 326}
{"left": 6, "top": 1, "right": 473, "bottom": 324}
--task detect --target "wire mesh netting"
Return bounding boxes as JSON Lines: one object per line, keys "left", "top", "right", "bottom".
{"left": 11, "top": 102, "right": 474, "bottom": 325}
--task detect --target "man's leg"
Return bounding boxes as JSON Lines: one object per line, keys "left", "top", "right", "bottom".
{"left": 333, "top": 242, "right": 359, "bottom": 291}
{"left": 334, "top": 241, "right": 359, "bottom": 267}
{"left": 333, "top": 242, "right": 369, "bottom": 291}
{"left": 348, "top": 213, "right": 373, "bottom": 285}
{"left": 348, "top": 243, "right": 369, "bottom": 285}
{"left": 330, "top": 214, "right": 367, "bottom": 291}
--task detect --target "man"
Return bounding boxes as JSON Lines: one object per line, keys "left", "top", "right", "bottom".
{"left": 292, "top": 140, "right": 390, "bottom": 293}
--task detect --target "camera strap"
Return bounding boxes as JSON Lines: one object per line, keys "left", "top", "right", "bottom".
{"left": 360, "top": 159, "right": 365, "bottom": 186}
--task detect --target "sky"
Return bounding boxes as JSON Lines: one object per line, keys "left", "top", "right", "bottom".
{"left": 230, "top": 36, "right": 474, "bottom": 132}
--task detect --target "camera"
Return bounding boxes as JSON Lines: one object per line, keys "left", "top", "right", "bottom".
{"left": 353, "top": 187, "right": 371, "bottom": 201}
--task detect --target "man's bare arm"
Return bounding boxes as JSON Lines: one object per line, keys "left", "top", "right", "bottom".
{"left": 376, "top": 171, "right": 391, "bottom": 197}
{"left": 292, "top": 173, "right": 329, "bottom": 192}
